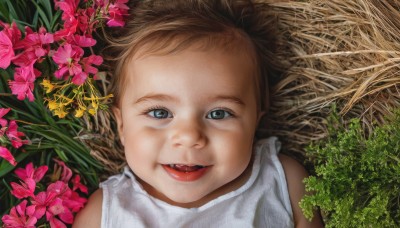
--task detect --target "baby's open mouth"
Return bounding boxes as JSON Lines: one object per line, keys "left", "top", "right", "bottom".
{"left": 162, "top": 164, "right": 210, "bottom": 181}
{"left": 166, "top": 164, "right": 205, "bottom": 172}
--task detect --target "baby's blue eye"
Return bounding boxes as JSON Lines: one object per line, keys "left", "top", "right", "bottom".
{"left": 206, "top": 110, "right": 232, "bottom": 119}
{"left": 148, "top": 109, "right": 172, "bottom": 119}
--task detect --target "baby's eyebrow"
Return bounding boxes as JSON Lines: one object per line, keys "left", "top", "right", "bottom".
{"left": 134, "top": 94, "right": 245, "bottom": 106}
{"left": 208, "top": 95, "right": 245, "bottom": 106}
{"left": 134, "top": 94, "right": 176, "bottom": 104}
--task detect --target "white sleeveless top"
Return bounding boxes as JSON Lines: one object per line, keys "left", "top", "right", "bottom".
{"left": 100, "top": 137, "right": 294, "bottom": 228}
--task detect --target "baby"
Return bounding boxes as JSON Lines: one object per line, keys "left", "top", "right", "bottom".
{"left": 74, "top": 0, "right": 323, "bottom": 227}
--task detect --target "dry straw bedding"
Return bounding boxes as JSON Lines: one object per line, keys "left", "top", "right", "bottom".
{"left": 84, "top": 0, "right": 400, "bottom": 175}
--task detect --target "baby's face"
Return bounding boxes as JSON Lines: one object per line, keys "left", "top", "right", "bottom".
{"left": 114, "top": 46, "right": 259, "bottom": 207}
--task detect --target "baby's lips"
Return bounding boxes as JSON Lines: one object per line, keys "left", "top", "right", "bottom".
{"left": 162, "top": 164, "right": 211, "bottom": 182}
{"left": 170, "top": 164, "right": 205, "bottom": 172}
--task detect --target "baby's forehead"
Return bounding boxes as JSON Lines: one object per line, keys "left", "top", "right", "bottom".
{"left": 130, "top": 30, "right": 258, "bottom": 63}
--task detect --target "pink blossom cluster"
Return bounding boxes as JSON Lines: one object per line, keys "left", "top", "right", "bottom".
{"left": 0, "top": 108, "right": 29, "bottom": 166}
{"left": 2, "top": 161, "right": 88, "bottom": 228}
{"left": 0, "top": 0, "right": 128, "bottom": 101}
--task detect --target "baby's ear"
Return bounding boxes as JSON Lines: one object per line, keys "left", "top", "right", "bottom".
{"left": 112, "top": 107, "right": 125, "bottom": 146}
{"left": 257, "top": 111, "right": 267, "bottom": 125}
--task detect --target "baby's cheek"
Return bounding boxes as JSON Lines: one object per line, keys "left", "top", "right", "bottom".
{"left": 124, "top": 128, "right": 164, "bottom": 162}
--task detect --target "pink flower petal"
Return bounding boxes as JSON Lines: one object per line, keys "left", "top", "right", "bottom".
{"left": 54, "top": 66, "right": 69, "bottom": 79}
{"left": 52, "top": 44, "right": 73, "bottom": 65}
{"left": 25, "top": 205, "right": 36, "bottom": 217}
{"left": 15, "top": 200, "right": 28, "bottom": 216}
{"left": 15, "top": 162, "right": 34, "bottom": 180}
{"left": 33, "top": 165, "right": 49, "bottom": 182}
{"left": 0, "top": 30, "right": 14, "bottom": 69}
{"left": 14, "top": 162, "right": 48, "bottom": 182}
{"left": 54, "top": 160, "right": 73, "bottom": 182}
{"left": 73, "top": 35, "right": 96, "bottom": 47}
{"left": 6, "top": 120, "right": 29, "bottom": 149}
{"left": 1, "top": 200, "right": 37, "bottom": 227}
{"left": 0, "top": 107, "right": 11, "bottom": 127}
{"left": 72, "top": 72, "right": 87, "bottom": 85}
{"left": 10, "top": 179, "right": 36, "bottom": 199}
{"left": 0, "top": 146, "right": 16, "bottom": 166}
{"left": 49, "top": 198, "right": 65, "bottom": 215}
{"left": 9, "top": 67, "right": 36, "bottom": 102}
{"left": 72, "top": 175, "right": 88, "bottom": 194}
{"left": 59, "top": 208, "right": 74, "bottom": 224}
{"left": 50, "top": 217, "right": 67, "bottom": 228}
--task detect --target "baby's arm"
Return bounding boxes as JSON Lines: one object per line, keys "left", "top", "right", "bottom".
{"left": 72, "top": 188, "right": 103, "bottom": 228}
{"left": 279, "top": 155, "right": 324, "bottom": 228}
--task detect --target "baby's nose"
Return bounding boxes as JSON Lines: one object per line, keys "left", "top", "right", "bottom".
{"left": 170, "top": 119, "right": 207, "bottom": 149}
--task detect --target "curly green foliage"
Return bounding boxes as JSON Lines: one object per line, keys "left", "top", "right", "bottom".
{"left": 300, "top": 110, "right": 400, "bottom": 228}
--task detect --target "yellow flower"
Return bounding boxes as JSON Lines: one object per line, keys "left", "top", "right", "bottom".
{"left": 75, "top": 108, "right": 86, "bottom": 118}
{"left": 48, "top": 100, "right": 58, "bottom": 111}
{"left": 41, "top": 79, "right": 55, "bottom": 93}
{"left": 92, "top": 100, "right": 98, "bottom": 109}
{"left": 88, "top": 108, "right": 97, "bottom": 116}
{"left": 54, "top": 108, "right": 68, "bottom": 118}
{"left": 58, "top": 95, "right": 74, "bottom": 106}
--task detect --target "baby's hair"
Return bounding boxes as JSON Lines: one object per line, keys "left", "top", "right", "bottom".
{"left": 105, "top": 0, "right": 278, "bottom": 113}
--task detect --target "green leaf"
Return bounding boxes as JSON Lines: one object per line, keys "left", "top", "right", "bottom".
{"left": 31, "top": 0, "right": 51, "bottom": 30}
{"left": 40, "top": 0, "right": 54, "bottom": 22}
{"left": 50, "top": 10, "right": 62, "bottom": 32}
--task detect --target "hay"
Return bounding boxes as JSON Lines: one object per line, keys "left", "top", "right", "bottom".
{"left": 87, "top": 0, "right": 400, "bottom": 175}
{"left": 266, "top": 0, "right": 400, "bottom": 157}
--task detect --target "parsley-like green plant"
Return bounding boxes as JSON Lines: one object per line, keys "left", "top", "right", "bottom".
{"left": 300, "top": 108, "right": 400, "bottom": 228}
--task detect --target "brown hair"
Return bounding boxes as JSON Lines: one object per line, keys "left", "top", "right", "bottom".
{"left": 105, "top": 0, "right": 278, "bottom": 113}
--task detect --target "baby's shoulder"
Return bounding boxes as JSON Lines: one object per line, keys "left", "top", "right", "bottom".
{"left": 278, "top": 155, "right": 324, "bottom": 227}
{"left": 72, "top": 188, "right": 103, "bottom": 228}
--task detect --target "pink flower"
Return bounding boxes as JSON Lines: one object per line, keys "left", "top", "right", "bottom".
{"left": 71, "top": 175, "right": 88, "bottom": 194}
{"left": 44, "top": 182, "right": 75, "bottom": 225}
{"left": 54, "top": 0, "right": 79, "bottom": 39}
{"left": 81, "top": 54, "right": 103, "bottom": 75}
{"left": 15, "top": 162, "right": 48, "bottom": 182}
{"left": 71, "top": 72, "right": 88, "bottom": 85}
{"left": 52, "top": 44, "right": 85, "bottom": 83}
{"left": 0, "top": 30, "right": 15, "bottom": 69}
{"left": 49, "top": 217, "right": 68, "bottom": 228}
{"left": 63, "top": 191, "right": 87, "bottom": 213}
{"left": 0, "top": 107, "right": 11, "bottom": 127}
{"left": 10, "top": 178, "right": 36, "bottom": 199}
{"left": 2, "top": 200, "right": 37, "bottom": 228}
{"left": 31, "top": 191, "right": 58, "bottom": 219}
{"left": 47, "top": 198, "right": 74, "bottom": 224}
{"left": 54, "top": 159, "right": 73, "bottom": 182}
{"left": 0, "top": 22, "right": 22, "bottom": 44}
{"left": 54, "top": 18, "right": 78, "bottom": 40}
{"left": 72, "top": 34, "right": 96, "bottom": 47}
{"left": 9, "top": 66, "right": 36, "bottom": 101}
{"left": 76, "top": 8, "right": 96, "bottom": 34}
{"left": 106, "top": 0, "right": 129, "bottom": 27}
{"left": 0, "top": 146, "right": 17, "bottom": 166}
{"left": 14, "top": 27, "right": 54, "bottom": 64}
{"left": 12, "top": 51, "right": 39, "bottom": 68}
{"left": 55, "top": 0, "right": 79, "bottom": 20}
{"left": 48, "top": 181, "right": 70, "bottom": 197}
{"left": 0, "top": 22, "right": 21, "bottom": 68}
{"left": 6, "top": 120, "right": 29, "bottom": 148}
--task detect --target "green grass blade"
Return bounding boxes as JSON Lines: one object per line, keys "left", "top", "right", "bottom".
{"left": 30, "top": 0, "right": 51, "bottom": 30}
{"left": 40, "top": 0, "right": 53, "bottom": 22}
